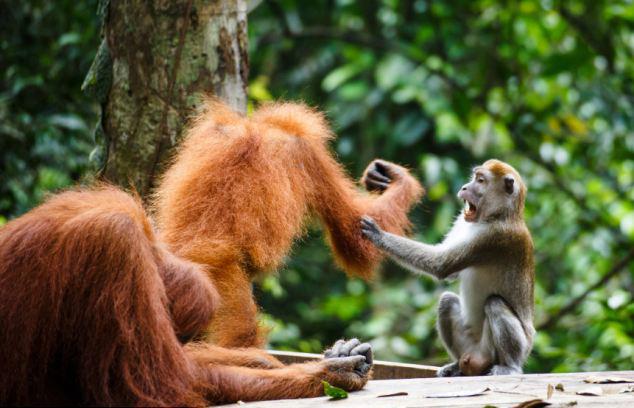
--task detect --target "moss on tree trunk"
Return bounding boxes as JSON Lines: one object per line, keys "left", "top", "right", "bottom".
{"left": 97, "top": 0, "right": 248, "bottom": 196}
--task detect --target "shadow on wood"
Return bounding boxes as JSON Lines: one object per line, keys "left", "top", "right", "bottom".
{"left": 268, "top": 350, "right": 439, "bottom": 379}
{"left": 236, "top": 370, "right": 634, "bottom": 407}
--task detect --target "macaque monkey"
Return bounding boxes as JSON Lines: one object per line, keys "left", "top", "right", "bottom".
{"left": 360, "top": 159, "right": 534, "bottom": 376}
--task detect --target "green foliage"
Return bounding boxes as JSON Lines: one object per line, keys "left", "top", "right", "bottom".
{"left": 2, "top": 0, "right": 633, "bottom": 374}
{"left": 0, "top": 0, "right": 99, "bottom": 217}
{"left": 322, "top": 381, "right": 348, "bottom": 399}
{"left": 249, "top": 0, "right": 634, "bottom": 372}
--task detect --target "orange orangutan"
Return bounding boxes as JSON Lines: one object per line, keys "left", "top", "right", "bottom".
{"left": 0, "top": 186, "right": 373, "bottom": 406}
{"left": 154, "top": 100, "right": 424, "bottom": 348}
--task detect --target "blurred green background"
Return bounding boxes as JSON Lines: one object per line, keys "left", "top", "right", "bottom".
{"left": 2, "top": 0, "right": 633, "bottom": 373}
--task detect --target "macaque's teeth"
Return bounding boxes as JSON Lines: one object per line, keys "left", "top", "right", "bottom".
{"left": 463, "top": 201, "right": 477, "bottom": 219}
{"left": 464, "top": 200, "right": 477, "bottom": 215}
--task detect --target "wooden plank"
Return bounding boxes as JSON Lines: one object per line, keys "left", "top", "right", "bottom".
{"left": 226, "top": 370, "right": 634, "bottom": 407}
{"left": 268, "top": 350, "right": 439, "bottom": 379}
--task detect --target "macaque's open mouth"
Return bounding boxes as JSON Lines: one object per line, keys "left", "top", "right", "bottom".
{"left": 464, "top": 200, "right": 477, "bottom": 222}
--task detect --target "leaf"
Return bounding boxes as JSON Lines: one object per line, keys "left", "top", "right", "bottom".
{"left": 58, "top": 32, "right": 80, "bottom": 47}
{"left": 248, "top": 75, "right": 272, "bottom": 102}
{"left": 375, "top": 54, "right": 413, "bottom": 90}
{"left": 322, "top": 65, "right": 363, "bottom": 92}
{"left": 338, "top": 81, "right": 369, "bottom": 101}
{"left": 48, "top": 114, "right": 88, "bottom": 132}
{"left": 555, "top": 383, "right": 564, "bottom": 391}
{"left": 377, "top": 391, "right": 408, "bottom": 398}
{"left": 425, "top": 387, "right": 489, "bottom": 398}
{"left": 513, "top": 399, "right": 551, "bottom": 408}
{"left": 546, "top": 383, "right": 554, "bottom": 399}
{"left": 322, "top": 381, "right": 348, "bottom": 400}
{"left": 393, "top": 113, "right": 429, "bottom": 146}
{"left": 584, "top": 376, "right": 634, "bottom": 384}
{"left": 576, "top": 386, "right": 603, "bottom": 396}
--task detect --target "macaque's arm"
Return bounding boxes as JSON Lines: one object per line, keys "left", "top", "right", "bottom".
{"left": 360, "top": 216, "right": 498, "bottom": 279}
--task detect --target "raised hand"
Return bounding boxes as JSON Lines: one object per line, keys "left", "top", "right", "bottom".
{"left": 361, "top": 160, "right": 404, "bottom": 192}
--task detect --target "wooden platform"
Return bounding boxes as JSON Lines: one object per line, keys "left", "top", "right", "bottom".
{"left": 228, "top": 371, "right": 634, "bottom": 407}
{"left": 268, "top": 350, "right": 439, "bottom": 380}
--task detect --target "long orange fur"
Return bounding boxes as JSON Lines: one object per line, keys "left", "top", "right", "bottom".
{"left": 154, "top": 100, "right": 424, "bottom": 347}
{"left": 0, "top": 186, "right": 371, "bottom": 406}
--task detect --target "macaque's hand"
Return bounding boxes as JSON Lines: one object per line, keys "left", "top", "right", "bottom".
{"left": 320, "top": 339, "right": 373, "bottom": 391}
{"left": 360, "top": 215, "right": 384, "bottom": 245}
{"left": 361, "top": 160, "right": 404, "bottom": 192}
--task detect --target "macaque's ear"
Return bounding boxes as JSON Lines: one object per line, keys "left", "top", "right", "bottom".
{"left": 504, "top": 176, "right": 515, "bottom": 195}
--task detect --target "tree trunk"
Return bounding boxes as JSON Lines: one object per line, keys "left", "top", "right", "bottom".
{"left": 97, "top": 0, "right": 248, "bottom": 196}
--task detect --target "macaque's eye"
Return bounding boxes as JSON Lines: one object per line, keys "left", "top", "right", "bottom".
{"left": 477, "top": 177, "right": 485, "bottom": 184}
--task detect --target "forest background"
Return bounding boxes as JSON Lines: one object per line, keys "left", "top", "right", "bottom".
{"left": 2, "top": 0, "right": 633, "bottom": 373}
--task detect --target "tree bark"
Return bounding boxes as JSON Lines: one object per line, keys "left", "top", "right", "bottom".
{"left": 98, "top": 0, "right": 248, "bottom": 196}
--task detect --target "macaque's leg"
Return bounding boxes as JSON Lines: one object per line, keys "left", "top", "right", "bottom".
{"left": 436, "top": 292, "right": 470, "bottom": 359}
{"left": 205, "top": 265, "right": 265, "bottom": 348}
{"left": 436, "top": 292, "right": 473, "bottom": 377}
{"left": 485, "top": 295, "right": 529, "bottom": 375}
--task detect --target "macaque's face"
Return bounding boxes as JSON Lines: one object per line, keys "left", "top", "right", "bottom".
{"left": 458, "top": 169, "right": 487, "bottom": 222}
{"left": 457, "top": 159, "right": 525, "bottom": 222}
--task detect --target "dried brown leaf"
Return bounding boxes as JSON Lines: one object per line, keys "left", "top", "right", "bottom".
{"left": 425, "top": 387, "right": 490, "bottom": 398}
{"left": 513, "top": 398, "right": 551, "bottom": 408}
{"left": 546, "top": 383, "right": 554, "bottom": 399}
{"left": 555, "top": 383, "right": 564, "bottom": 391}
{"left": 576, "top": 386, "right": 603, "bottom": 396}
{"left": 584, "top": 376, "right": 634, "bottom": 384}
{"left": 377, "top": 391, "right": 408, "bottom": 398}
{"left": 618, "top": 385, "right": 634, "bottom": 393}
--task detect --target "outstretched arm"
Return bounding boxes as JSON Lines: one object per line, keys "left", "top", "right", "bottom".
{"left": 360, "top": 216, "right": 495, "bottom": 279}
{"left": 189, "top": 339, "right": 373, "bottom": 404}
{"left": 309, "top": 153, "right": 424, "bottom": 279}
{"left": 200, "top": 358, "right": 366, "bottom": 404}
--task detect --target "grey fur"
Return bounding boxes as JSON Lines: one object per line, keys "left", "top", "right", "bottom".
{"left": 360, "top": 162, "right": 535, "bottom": 376}
{"left": 436, "top": 292, "right": 463, "bottom": 360}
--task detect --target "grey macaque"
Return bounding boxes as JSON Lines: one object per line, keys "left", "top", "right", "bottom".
{"left": 361, "top": 159, "right": 534, "bottom": 376}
